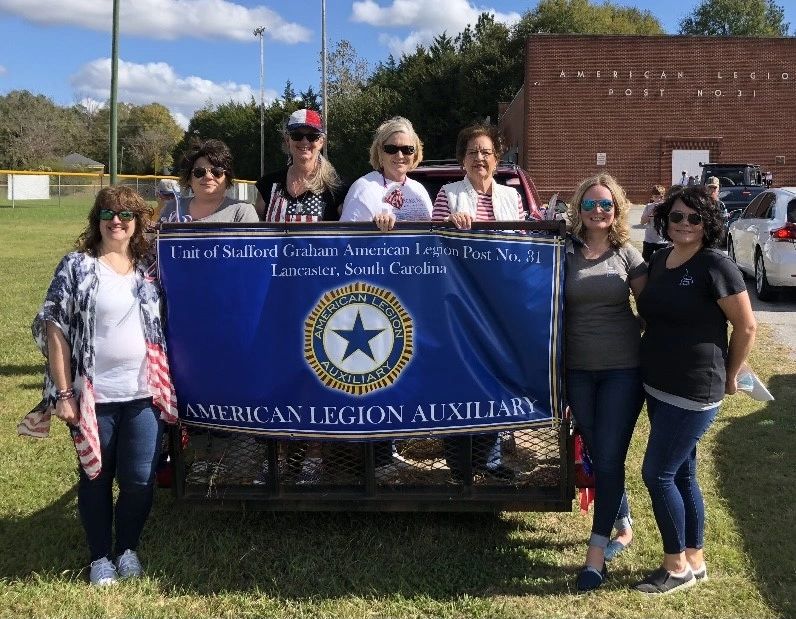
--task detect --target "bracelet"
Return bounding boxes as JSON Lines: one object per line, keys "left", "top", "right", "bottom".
{"left": 55, "top": 388, "right": 75, "bottom": 401}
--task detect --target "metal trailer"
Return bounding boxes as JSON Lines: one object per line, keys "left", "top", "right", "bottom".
{"left": 164, "top": 220, "right": 574, "bottom": 512}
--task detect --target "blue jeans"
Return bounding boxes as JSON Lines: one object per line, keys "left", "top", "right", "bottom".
{"left": 566, "top": 368, "right": 644, "bottom": 548}
{"left": 78, "top": 397, "right": 164, "bottom": 561}
{"left": 641, "top": 394, "right": 718, "bottom": 554}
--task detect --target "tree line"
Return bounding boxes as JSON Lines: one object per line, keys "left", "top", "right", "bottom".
{"left": 0, "top": 0, "right": 788, "bottom": 181}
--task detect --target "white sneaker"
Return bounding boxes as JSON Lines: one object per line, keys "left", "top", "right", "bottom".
{"left": 89, "top": 557, "right": 118, "bottom": 586}
{"left": 115, "top": 549, "right": 143, "bottom": 579}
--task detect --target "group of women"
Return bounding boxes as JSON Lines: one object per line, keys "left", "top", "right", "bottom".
{"left": 565, "top": 174, "right": 756, "bottom": 594}
{"left": 28, "top": 108, "right": 756, "bottom": 594}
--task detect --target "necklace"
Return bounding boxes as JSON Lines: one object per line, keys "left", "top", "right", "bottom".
{"left": 381, "top": 172, "right": 407, "bottom": 187}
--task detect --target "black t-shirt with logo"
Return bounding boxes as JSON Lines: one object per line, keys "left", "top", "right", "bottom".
{"left": 637, "top": 247, "right": 746, "bottom": 404}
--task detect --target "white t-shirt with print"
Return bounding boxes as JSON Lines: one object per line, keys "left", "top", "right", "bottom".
{"left": 340, "top": 171, "right": 433, "bottom": 223}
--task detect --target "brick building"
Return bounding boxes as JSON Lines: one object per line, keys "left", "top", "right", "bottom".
{"left": 498, "top": 34, "right": 796, "bottom": 203}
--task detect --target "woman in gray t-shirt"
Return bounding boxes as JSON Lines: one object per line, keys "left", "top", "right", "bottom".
{"left": 159, "top": 139, "right": 258, "bottom": 224}
{"left": 565, "top": 173, "right": 647, "bottom": 592}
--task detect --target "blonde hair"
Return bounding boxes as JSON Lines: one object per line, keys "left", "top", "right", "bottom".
{"left": 368, "top": 116, "right": 424, "bottom": 172}
{"left": 568, "top": 173, "right": 631, "bottom": 248}
{"left": 304, "top": 154, "right": 341, "bottom": 194}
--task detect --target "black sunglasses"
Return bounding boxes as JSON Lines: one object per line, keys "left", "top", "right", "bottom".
{"left": 668, "top": 211, "right": 703, "bottom": 225}
{"left": 383, "top": 144, "right": 415, "bottom": 156}
{"left": 99, "top": 208, "right": 135, "bottom": 221}
{"left": 192, "top": 166, "right": 226, "bottom": 179}
{"left": 288, "top": 131, "right": 322, "bottom": 142}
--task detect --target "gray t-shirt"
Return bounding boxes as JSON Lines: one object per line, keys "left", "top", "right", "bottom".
{"left": 159, "top": 196, "right": 259, "bottom": 223}
{"left": 565, "top": 242, "right": 647, "bottom": 370}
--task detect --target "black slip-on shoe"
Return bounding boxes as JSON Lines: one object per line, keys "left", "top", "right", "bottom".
{"left": 634, "top": 566, "right": 696, "bottom": 595}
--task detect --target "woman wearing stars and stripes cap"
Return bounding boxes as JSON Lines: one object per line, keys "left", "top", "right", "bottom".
{"left": 254, "top": 108, "right": 345, "bottom": 223}
{"left": 252, "top": 109, "right": 346, "bottom": 485}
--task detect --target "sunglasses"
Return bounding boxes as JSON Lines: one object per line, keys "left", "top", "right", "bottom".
{"left": 192, "top": 166, "right": 226, "bottom": 179}
{"left": 99, "top": 209, "right": 135, "bottom": 221}
{"left": 383, "top": 144, "right": 415, "bottom": 156}
{"left": 668, "top": 211, "right": 703, "bottom": 225}
{"left": 289, "top": 131, "right": 322, "bottom": 142}
{"left": 581, "top": 199, "right": 614, "bottom": 211}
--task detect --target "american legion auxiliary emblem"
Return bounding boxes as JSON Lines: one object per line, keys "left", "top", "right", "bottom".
{"left": 304, "top": 282, "right": 413, "bottom": 395}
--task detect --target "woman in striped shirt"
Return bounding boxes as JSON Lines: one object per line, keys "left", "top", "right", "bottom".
{"left": 431, "top": 124, "right": 525, "bottom": 227}
{"left": 434, "top": 124, "right": 524, "bottom": 483}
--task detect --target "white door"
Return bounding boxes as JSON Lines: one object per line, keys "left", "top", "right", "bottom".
{"left": 671, "top": 150, "right": 710, "bottom": 186}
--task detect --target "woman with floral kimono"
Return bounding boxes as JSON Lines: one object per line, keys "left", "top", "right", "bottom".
{"left": 19, "top": 186, "right": 177, "bottom": 586}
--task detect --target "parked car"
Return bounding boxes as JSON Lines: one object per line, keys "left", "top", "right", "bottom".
{"left": 727, "top": 187, "right": 796, "bottom": 300}
{"left": 700, "top": 162, "right": 768, "bottom": 216}
{"left": 408, "top": 160, "right": 543, "bottom": 220}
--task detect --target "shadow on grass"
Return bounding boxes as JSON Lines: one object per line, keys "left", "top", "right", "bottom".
{"left": 714, "top": 373, "right": 795, "bottom": 619}
{"left": 142, "top": 504, "right": 582, "bottom": 598}
{"left": 0, "top": 484, "right": 583, "bottom": 597}
{"left": 0, "top": 363, "right": 43, "bottom": 377}
{"left": 0, "top": 484, "right": 85, "bottom": 578}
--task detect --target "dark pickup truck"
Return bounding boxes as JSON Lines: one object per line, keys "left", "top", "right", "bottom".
{"left": 700, "top": 163, "right": 768, "bottom": 215}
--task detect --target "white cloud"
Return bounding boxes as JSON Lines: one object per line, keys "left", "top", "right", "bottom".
{"left": 352, "top": 0, "right": 520, "bottom": 57}
{"left": 70, "top": 58, "right": 277, "bottom": 128}
{"left": 0, "top": 0, "right": 311, "bottom": 43}
{"left": 0, "top": 64, "right": 7, "bottom": 75}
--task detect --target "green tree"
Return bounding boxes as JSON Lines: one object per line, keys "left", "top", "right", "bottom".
{"left": 518, "top": 0, "right": 663, "bottom": 35}
{"left": 0, "top": 90, "right": 85, "bottom": 169}
{"left": 125, "top": 103, "right": 183, "bottom": 174}
{"left": 679, "top": 0, "right": 789, "bottom": 36}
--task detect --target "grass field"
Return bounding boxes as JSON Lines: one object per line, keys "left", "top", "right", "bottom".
{"left": 0, "top": 204, "right": 794, "bottom": 618}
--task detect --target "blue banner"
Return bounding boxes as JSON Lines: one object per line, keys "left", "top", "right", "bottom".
{"left": 157, "top": 226, "right": 564, "bottom": 439}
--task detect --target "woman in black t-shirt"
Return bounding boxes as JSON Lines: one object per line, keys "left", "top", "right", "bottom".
{"left": 634, "top": 186, "right": 757, "bottom": 595}
{"left": 254, "top": 108, "right": 344, "bottom": 223}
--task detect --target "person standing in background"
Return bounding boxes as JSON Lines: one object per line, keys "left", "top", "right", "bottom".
{"left": 640, "top": 185, "right": 668, "bottom": 262}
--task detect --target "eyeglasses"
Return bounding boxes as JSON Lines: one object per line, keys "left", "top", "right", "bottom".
{"left": 99, "top": 209, "right": 135, "bottom": 221}
{"left": 668, "top": 211, "right": 703, "bottom": 225}
{"left": 192, "top": 166, "right": 226, "bottom": 179}
{"left": 288, "top": 131, "right": 322, "bottom": 142}
{"left": 581, "top": 199, "right": 614, "bottom": 212}
{"left": 383, "top": 144, "right": 415, "bottom": 156}
{"left": 465, "top": 149, "right": 494, "bottom": 158}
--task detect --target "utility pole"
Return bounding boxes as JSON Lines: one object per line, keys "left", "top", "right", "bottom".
{"left": 109, "top": 0, "right": 120, "bottom": 184}
{"left": 321, "top": 0, "right": 328, "bottom": 157}
{"left": 253, "top": 26, "right": 266, "bottom": 177}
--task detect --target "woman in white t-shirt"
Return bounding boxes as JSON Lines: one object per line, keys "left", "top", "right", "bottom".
{"left": 339, "top": 117, "right": 432, "bottom": 475}
{"left": 340, "top": 116, "right": 433, "bottom": 231}
{"left": 24, "top": 186, "right": 177, "bottom": 586}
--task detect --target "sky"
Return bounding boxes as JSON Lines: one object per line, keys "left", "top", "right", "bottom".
{"left": 1, "top": 0, "right": 796, "bottom": 129}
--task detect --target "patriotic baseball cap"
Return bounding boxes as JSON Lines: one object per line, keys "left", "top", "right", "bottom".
{"left": 286, "top": 108, "right": 325, "bottom": 133}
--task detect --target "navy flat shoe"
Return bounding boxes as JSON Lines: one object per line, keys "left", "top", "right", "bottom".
{"left": 576, "top": 563, "right": 607, "bottom": 592}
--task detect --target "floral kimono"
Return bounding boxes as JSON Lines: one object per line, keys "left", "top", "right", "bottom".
{"left": 18, "top": 251, "right": 177, "bottom": 479}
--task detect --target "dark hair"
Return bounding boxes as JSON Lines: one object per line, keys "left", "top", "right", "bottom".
{"left": 75, "top": 186, "right": 152, "bottom": 263}
{"left": 179, "top": 139, "right": 235, "bottom": 189}
{"left": 654, "top": 185, "right": 724, "bottom": 247}
{"left": 454, "top": 124, "right": 506, "bottom": 165}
